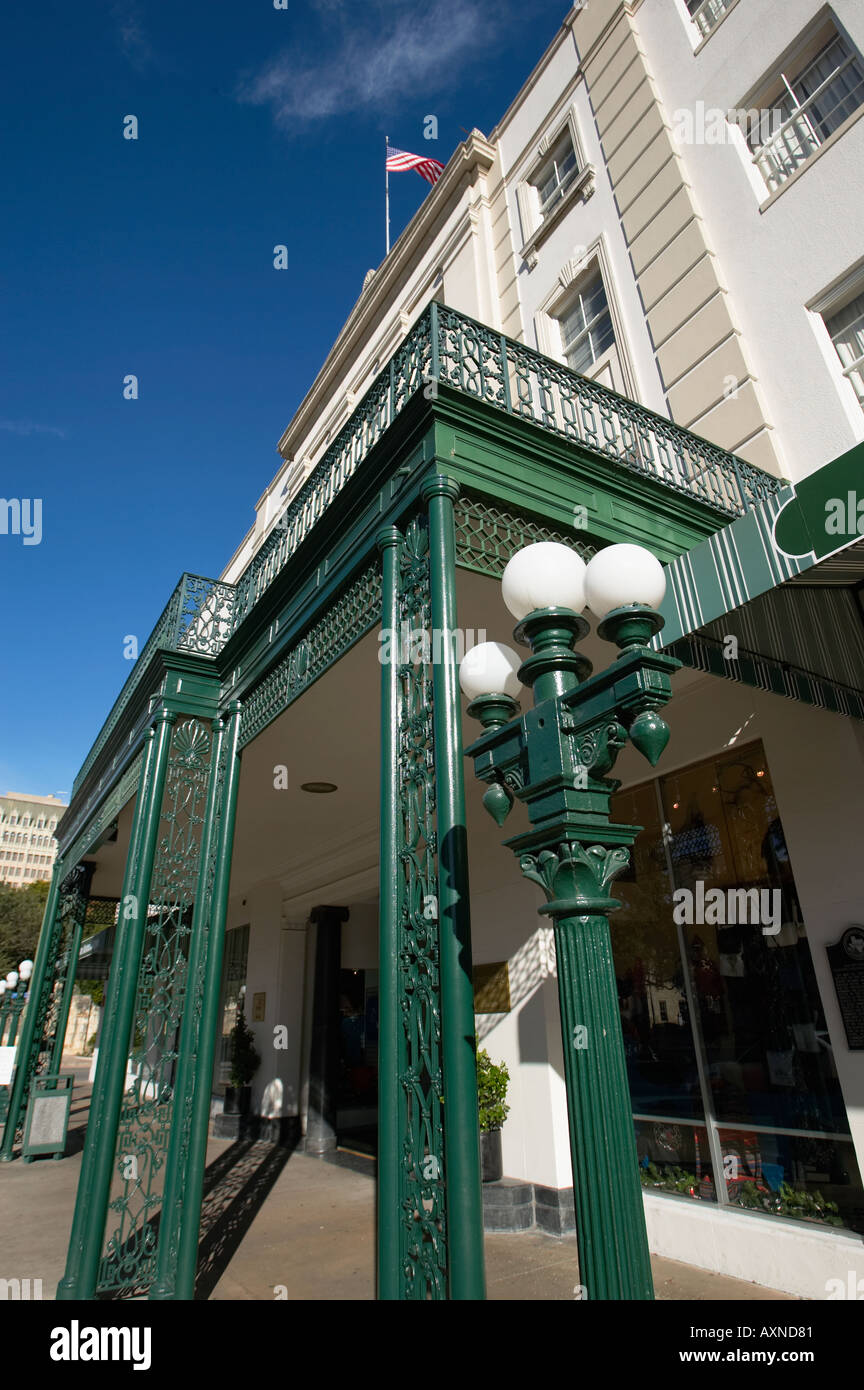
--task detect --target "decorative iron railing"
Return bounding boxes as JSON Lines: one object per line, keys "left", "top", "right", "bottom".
{"left": 71, "top": 574, "right": 236, "bottom": 799}
{"left": 229, "top": 302, "right": 783, "bottom": 633}
{"left": 68, "top": 302, "right": 783, "bottom": 809}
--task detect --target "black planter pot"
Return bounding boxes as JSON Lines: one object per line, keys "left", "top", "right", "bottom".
{"left": 480, "top": 1128, "right": 503, "bottom": 1183}
{"left": 224, "top": 1085, "right": 251, "bottom": 1116}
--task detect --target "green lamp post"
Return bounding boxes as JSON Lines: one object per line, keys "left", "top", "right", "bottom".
{"left": 460, "top": 541, "right": 680, "bottom": 1301}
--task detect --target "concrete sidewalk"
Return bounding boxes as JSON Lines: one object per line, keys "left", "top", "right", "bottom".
{"left": 0, "top": 1056, "right": 793, "bottom": 1301}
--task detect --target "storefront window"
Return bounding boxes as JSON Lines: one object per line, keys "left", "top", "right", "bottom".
{"left": 612, "top": 741, "right": 863, "bottom": 1233}
{"left": 610, "top": 782, "right": 704, "bottom": 1122}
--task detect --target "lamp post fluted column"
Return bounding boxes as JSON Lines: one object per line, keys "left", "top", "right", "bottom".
{"left": 462, "top": 542, "right": 679, "bottom": 1301}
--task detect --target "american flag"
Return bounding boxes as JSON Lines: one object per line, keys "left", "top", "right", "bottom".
{"left": 386, "top": 144, "right": 445, "bottom": 186}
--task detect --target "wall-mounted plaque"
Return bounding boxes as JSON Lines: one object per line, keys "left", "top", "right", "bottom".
{"left": 826, "top": 926, "right": 864, "bottom": 1051}
{"left": 473, "top": 962, "right": 511, "bottom": 1014}
{"left": 252, "top": 991, "right": 266, "bottom": 1022}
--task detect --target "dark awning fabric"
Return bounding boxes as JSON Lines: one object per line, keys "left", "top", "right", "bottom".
{"left": 652, "top": 444, "right": 864, "bottom": 718}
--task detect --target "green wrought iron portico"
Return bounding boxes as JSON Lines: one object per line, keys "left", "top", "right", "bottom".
{"left": 5, "top": 302, "right": 785, "bottom": 1300}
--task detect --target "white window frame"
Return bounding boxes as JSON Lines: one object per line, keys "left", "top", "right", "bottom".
{"left": 516, "top": 110, "right": 595, "bottom": 268}
{"left": 685, "top": 0, "right": 738, "bottom": 41}
{"left": 809, "top": 262, "right": 864, "bottom": 421}
{"left": 741, "top": 18, "right": 864, "bottom": 196}
{"left": 534, "top": 240, "right": 637, "bottom": 399}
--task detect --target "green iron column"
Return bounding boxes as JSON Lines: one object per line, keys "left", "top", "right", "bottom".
{"left": 422, "top": 475, "right": 486, "bottom": 1302}
{"left": 148, "top": 712, "right": 226, "bottom": 1301}
{"left": 171, "top": 700, "right": 244, "bottom": 1300}
{"left": 49, "top": 862, "right": 96, "bottom": 1077}
{"left": 57, "top": 709, "right": 176, "bottom": 1301}
{"left": 377, "top": 526, "right": 401, "bottom": 1299}
{"left": 0, "top": 863, "right": 65, "bottom": 1160}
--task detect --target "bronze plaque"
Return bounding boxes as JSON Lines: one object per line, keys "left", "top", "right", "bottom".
{"left": 827, "top": 927, "right": 864, "bottom": 1050}
{"left": 252, "top": 991, "right": 266, "bottom": 1022}
{"left": 473, "top": 961, "right": 511, "bottom": 1014}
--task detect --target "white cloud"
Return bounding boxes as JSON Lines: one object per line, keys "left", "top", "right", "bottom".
{"left": 237, "top": 0, "right": 489, "bottom": 127}
{"left": 113, "top": 1, "right": 155, "bottom": 71}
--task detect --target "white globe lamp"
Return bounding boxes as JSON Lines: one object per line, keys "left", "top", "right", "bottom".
{"left": 459, "top": 642, "right": 522, "bottom": 701}
{"left": 583, "top": 543, "right": 666, "bottom": 619}
{"left": 501, "top": 542, "right": 587, "bottom": 620}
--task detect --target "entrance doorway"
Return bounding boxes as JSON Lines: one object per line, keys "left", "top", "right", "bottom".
{"left": 337, "top": 967, "right": 378, "bottom": 1154}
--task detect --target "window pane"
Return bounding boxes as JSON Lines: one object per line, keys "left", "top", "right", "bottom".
{"left": 826, "top": 291, "right": 864, "bottom": 405}
{"left": 637, "top": 1120, "right": 717, "bottom": 1203}
{"left": 720, "top": 1128, "right": 863, "bottom": 1234}
{"left": 754, "top": 33, "right": 864, "bottom": 191}
{"left": 610, "top": 781, "right": 706, "bottom": 1121}
{"left": 660, "top": 744, "right": 850, "bottom": 1136}
{"left": 536, "top": 134, "right": 579, "bottom": 214}
{"left": 686, "top": 0, "right": 734, "bottom": 39}
{"left": 794, "top": 37, "right": 864, "bottom": 141}
{"left": 561, "top": 272, "right": 615, "bottom": 374}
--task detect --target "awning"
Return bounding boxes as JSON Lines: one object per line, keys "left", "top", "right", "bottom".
{"left": 653, "top": 442, "right": 864, "bottom": 719}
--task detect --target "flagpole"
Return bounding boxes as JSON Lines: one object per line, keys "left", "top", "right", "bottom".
{"left": 385, "top": 134, "right": 390, "bottom": 257}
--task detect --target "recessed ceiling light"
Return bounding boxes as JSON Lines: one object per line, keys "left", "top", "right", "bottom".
{"left": 300, "top": 781, "right": 338, "bottom": 794}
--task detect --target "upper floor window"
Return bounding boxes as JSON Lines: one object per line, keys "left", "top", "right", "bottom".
{"left": 686, "top": 0, "right": 736, "bottom": 40}
{"left": 747, "top": 25, "right": 864, "bottom": 194}
{"left": 558, "top": 270, "right": 616, "bottom": 375}
{"left": 533, "top": 131, "right": 580, "bottom": 219}
{"left": 825, "top": 290, "right": 864, "bottom": 409}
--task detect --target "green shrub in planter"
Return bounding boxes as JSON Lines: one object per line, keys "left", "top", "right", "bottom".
{"left": 229, "top": 1010, "right": 261, "bottom": 1089}
{"left": 476, "top": 1047, "right": 510, "bottom": 1133}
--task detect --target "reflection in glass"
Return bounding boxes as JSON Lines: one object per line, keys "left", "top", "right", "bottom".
{"left": 661, "top": 746, "right": 846, "bottom": 1134}
{"left": 720, "top": 1129, "right": 862, "bottom": 1232}
{"left": 610, "top": 741, "right": 863, "bottom": 1233}
{"left": 636, "top": 1120, "right": 716, "bottom": 1204}
{"left": 612, "top": 783, "right": 703, "bottom": 1122}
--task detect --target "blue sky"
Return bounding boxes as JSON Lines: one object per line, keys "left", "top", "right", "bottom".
{"left": 0, "top": 0, "right": 570, "bottom": 801}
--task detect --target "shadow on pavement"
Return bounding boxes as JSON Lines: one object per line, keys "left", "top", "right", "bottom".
{"left": 194, "top": 1136, "right": 298, "bottom": 1300}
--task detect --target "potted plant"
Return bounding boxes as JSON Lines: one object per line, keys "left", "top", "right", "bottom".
{"left": 224, "top": 1010, "right": 260, "bottom": 1116}
{"left": 476, "top": 1046, "right": 510, "bottom": 1182}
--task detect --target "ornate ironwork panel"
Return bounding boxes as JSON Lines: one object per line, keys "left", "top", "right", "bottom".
{"left": 393, "top": 517, "right": 447, "bottom": 1299}
{"left": 453, "top": 494, "right": 595, "bottom": 578}
{"left": 71, "top": 575, "right": 231, "bottom": 802}
{"left": 160, "top": 719, "right": 231, "bottom": 1281}
{"left": 173, "top": 575, "right": 236, "bottom": 655}
{"left": 96, "top": 717, "right": 213, "bottom": 1296}
{"left": 1, "top": 864, "right": 92, "bottom": 1129}
{"left": 238, "top": 562, "right": 382, "bottom": 748}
